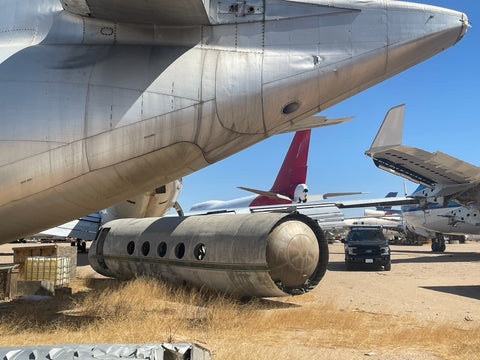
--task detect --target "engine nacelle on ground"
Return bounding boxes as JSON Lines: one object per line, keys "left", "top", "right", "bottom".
{"left": 89, "top": 212, "right": 328, "bottom": 297}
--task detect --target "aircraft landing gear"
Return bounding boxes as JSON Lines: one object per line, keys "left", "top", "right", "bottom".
{"left": 431, "top": 236, "right": 446, "bottom": 252}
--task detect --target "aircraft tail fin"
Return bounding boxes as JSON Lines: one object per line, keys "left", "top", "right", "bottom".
{"left": 249, "top": 129, "right": 310, "bottom": 206}
{"left": 376, "top": 192, "right": 400, "bottom": 213}
{"left": 385, "top": 192, "right": 398, "bottom": 198}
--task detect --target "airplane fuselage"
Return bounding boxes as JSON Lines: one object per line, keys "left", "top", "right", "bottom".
{"left": 0, "top": 0, "right": 468, "bottom": 242}
{"left": 403, "top": 204, "right": 480, "bottom": 236}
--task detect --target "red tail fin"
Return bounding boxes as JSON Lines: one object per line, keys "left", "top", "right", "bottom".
{"left": 250, "top": 129, "right": 310, "bottom": 206}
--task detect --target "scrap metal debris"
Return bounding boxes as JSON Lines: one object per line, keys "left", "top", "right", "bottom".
{"left": 0, "top": 343, "right": 210, "bottom": 360}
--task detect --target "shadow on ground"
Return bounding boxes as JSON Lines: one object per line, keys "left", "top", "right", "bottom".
{"left": 421, "top": 285, "right": 480, "bottom": 301}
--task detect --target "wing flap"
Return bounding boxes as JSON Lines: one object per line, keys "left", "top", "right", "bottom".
{"left": 370, "top": 145, "right": 480, "bottom": 187}
{"left": 61, "top": 0, "right": 210, "bottom": 25}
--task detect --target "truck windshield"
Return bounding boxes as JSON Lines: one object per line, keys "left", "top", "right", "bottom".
{"left": 347, "top": 229, "right": 385, "bottom": 242}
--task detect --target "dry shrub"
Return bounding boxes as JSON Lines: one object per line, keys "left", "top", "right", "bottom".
{"left": 0, "top": 277, "right": 478, "bottom": 360}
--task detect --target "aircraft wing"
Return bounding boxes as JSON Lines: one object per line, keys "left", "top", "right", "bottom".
{"left": 366, "top": 105, "right": 480, "bottom": 204}
{"left": 307, "top": 192, "right": 365, "bottom": 201}
{"left": 335, "top": 196, "right": 418, "bottom": 209}
{"left": 242, "top": 196, "right": 417, "bottom": 213}
{"left": 368, "top": 145, "right": 480, "bottom": 188}
{"left": 36, "top": 213, "right": 101, "bottom": 241}
{"left": 60, "top": 0, "right": 210, "bottom": 25}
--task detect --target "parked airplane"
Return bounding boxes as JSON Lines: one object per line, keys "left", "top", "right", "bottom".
{"left": 36, "top": 179, "right": 183, "bottom": 241}
{"left": 188, "top": 131, "right": 414, "bottom": 238}
{"left": 363, "top": 192, "right": 402, "bottom": 217}
{"left": 190, "top": 128, "right": 362, "bottom": 214}
{"left": 89, "top": 130, "right": 419, "bottom": 297}
{"left": 2, "top": 0, "right": 469, "bottom": 296}
{"left": 366, "top": 104, "right": 480, "bottom": 251}
{"left": 0, "top": 0, "right": 468, "bottom": 247}
{"left": 344, "top": 192, "right": 404, "bottom": 232}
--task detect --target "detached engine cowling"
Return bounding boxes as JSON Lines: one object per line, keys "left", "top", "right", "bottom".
{"left": 89, "top": 212, "right": 328, "bottom": 297}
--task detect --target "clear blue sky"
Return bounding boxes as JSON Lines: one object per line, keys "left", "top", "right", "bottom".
{"left": 176, "top": 0, "right": 478, "bottom": 216}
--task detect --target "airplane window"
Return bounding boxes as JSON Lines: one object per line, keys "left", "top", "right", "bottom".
{"left": 175, "top": 243, "right": 185, "bottom": 259}
{"left": 194, "top": 243, "right": 206, "bottom": 261}
{"left": 157, "top": 242, "right": 167, "bottom": 257}
{"left": 127, "top": 241, "right": 135, "bottom": 255}
{"left": 141, "top": 241, "right": 150, "bottom": 256}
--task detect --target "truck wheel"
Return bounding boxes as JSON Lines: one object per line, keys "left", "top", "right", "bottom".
{"left": 384, "top": 263, "right": 391, "bottom": 271}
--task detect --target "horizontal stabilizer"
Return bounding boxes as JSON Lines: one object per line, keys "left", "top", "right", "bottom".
{"left": 238, "top": 186, "right": 292, "bottom": 201}
{"left": 279, "top": 116, "right": 354, "bottom": 134}
{"left": 308, "top": 192, "right": 366, "bottom": 201}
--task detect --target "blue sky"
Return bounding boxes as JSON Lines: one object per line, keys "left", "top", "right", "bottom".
{"left": 176, "top": 0, "right": 478, "bottom": 216}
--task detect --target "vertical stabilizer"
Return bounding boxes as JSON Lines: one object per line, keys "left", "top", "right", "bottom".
{"left": 376, "top": 192, "right": 399, "bottom": 213}
{"left": 250, "top": 130, "right": 310, "bottom": 206}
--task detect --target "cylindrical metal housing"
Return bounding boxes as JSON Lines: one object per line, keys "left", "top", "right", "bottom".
{"left": 89, "top": 212, "right": 328, "bottom": 297}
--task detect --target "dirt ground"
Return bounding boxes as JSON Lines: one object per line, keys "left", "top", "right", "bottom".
{"left": 0, "top": 240, "right": 479, "bottom": 359}
{"left": 316, "top": 242, "right": 480, "bottom": 325}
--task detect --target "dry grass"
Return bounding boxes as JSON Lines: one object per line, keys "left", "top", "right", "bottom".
{"left": 0, "top": 277, "right": 478, "bottom": 359}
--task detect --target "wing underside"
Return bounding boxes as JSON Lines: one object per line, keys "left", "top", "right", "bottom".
{"left": 366, "top": 104, "right": 480, "bottom": 189}
{"left": 369, "top": 145, "right": 480, "bottom": 188}
{"left": 60, "top": 0, "right": 210, "bottom": 25}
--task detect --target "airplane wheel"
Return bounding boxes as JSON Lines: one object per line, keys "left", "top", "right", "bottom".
{"left": 439, "top": 240, "right": 446, "bottom": 252}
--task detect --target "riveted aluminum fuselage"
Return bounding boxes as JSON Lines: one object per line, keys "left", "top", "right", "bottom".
{"left": 89, "top": 212, "right": 328, "bottom": 297}
{"left": 0, "top": 0, "right": 468, "bottom": 242}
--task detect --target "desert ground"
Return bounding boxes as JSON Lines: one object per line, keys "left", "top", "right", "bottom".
{"left": 0, "top": 240, "right": 479, "bottom": 359}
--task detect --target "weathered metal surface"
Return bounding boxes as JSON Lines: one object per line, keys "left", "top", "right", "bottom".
{"left": 0, "top": 343, "right": 211, "bottom": 360}
{"left": 89, "top": 212, "right": 328, "bottom": 297}
{"left": 100, "top": 179, "right": 183, "bottom": 224}
{"left": 0, "top": 0, "right": 468, "bottom": 243}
